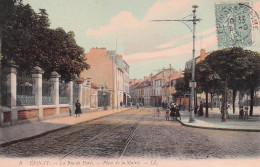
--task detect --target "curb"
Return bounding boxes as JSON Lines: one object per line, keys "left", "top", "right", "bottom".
{"left": 0, "top": 108, "right": 133, "bottom": 147}
{"left": 177, "top": 120, "right": 260, "bottom": 132}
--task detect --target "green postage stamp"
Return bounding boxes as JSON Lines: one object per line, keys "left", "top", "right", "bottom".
{"left": 215, "top": 1, "right": 253, "bottom": 48}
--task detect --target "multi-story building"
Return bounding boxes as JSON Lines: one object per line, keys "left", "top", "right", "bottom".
{"left": 150, "top": 68, "right": 176, "bottom": 106}
{"left": 107, "top": 52, "right": 130, "bottom": 108}
{"left": 136, "top": 81, "right": 144, "bottom": 105}
{"left": 122, "top": 60, "right": 130, "bottom": 106}
{"left": 143, "top": 79, "right": 151, "bottom": 106}
{"left": 81, "top": 48, "right": 130, "bottom": 109}
{"left": 162, "top": 71, "right": 183, "bottom": 104}
{"left": 129, "top": 79, "right": 142, "bottom": 105}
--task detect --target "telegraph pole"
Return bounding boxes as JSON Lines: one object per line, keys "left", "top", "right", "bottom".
{"left": 115, "top": 38, "right": 118, "bottom": 110}
{"left": 152, "top": 5, "right": 200, "bottom": 123}
{"left": 168, "top": 64, "right": 172, "bottom": 104}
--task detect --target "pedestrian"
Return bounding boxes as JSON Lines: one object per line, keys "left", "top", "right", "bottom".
{"left": 165, "top": 109, "right": 170, "bottom": 121}
{"left": 156, "top": 107, "right": 160, "bottom": 117}
{"left": 182, "top": 102, "right": 186, "bottom": 111}
{"left": 195, "top": 105, "right": 198, "bottom": 115}
{"left": 243, "top": 106, "right": 249, "bottom": 120}
{"left": 161, "top": 102, "right": 164, "bottom": 109}
{"left": 75, "top": 100, "right": 82, "bottom": 117}
{"left": 198, "top": 101, "right": 204, "bottom": 116}
{"left": 175, "top": 105, "right": 181, "bottom": 120}
{"left": 170, "top": 103, "right": 175, "bottom": 121}
{"left": 239, "top": 105, "right": 244, "bottom": 119}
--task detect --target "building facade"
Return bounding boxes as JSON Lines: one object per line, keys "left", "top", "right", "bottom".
{"left": 81, "top": 48, "right": 130, "bottom": 109}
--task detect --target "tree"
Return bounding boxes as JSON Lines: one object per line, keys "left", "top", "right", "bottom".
{"left": 206, "top": 47, "right": 260, "bottom": 120}
{"left": 0, "top": 0, "right": 18, "bottom": 68}
{"left": 195, "top": 60, "right": 223, "bottom": 117}
{"left": 206, "top": 47, "right": 241, "bottom": 121}
{"left": 1, "top": 0, "right": 89, "bottom": 81}
{"left": 196, "top": 61, "right": 211, "bottom": 117}
{"left": 241, "top": 50, "right": 260, "bottom": 115}
{"left": 174, "top": 77, "right": 186, "bottom": 104}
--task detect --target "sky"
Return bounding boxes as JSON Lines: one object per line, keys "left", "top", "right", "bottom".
{"left": 23, "top": 0, "right": 260, "bottom": 79}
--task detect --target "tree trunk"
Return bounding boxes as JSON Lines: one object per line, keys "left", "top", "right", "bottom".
{"left": 221, "top": 91, "right": 226, "bottom": 122}
{"left": 226, "top": 90, "right": 230, "bottom": 119}
{"left": 205, "top": 91, "right": 209, "bottom": 117}
{"left": 233, "top": 89, "right": 236, "bottom": 114}
{"left": 0, "top": 27, "right": 2, "bottom": 107}
{"left": 238, "top": 91, "right": 245, "bottom": 110}
{"left": 210, "top": 93, "right": 213, "bottom": 110}
{"left": 250, "top": 88, "right": 254, "bottom": 116}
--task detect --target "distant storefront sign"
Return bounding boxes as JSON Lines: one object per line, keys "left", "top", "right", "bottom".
{"left": 215, "top": 2, "right": 253, "bottom": 48}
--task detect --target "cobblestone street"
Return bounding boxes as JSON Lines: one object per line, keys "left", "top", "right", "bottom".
{"left": 0, "top": 108, "right": 259, "bottom": 160}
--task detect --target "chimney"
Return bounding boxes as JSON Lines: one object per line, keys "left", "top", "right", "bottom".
{"left": 200, "top": 49, "right": 206, "bottom": 61}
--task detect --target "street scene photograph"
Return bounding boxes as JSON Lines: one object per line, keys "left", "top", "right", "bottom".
{"left": 0, "top": 0, "right": 260, "bottom": 167}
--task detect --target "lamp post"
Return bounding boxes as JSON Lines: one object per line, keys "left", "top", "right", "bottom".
{"left": 152, "top": 5, "right": 200, "bottom": 123}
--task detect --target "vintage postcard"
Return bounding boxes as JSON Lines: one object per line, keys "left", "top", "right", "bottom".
{"left": 0, "top": 0, "right": 260, "bottom": 167}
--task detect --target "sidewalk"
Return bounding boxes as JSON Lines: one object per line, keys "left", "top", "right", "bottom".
{"left": 0, "top": 107, "right": 131, "bottom": 146}
{"left": 178, "top": 107, "right": 260, "bottom": 132}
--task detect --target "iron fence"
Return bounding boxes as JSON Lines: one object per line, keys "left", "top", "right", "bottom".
{"left": 59, "top": 80, "right": 68, "bottom": 104}
{"left": 42, "top": 78, "right": 54, "bottom": 105}
{"left": 0, "top": 75, "right": 7, "bottom": 106}
{"left": 16, "top": 73, "right": 35, "bottom": 106}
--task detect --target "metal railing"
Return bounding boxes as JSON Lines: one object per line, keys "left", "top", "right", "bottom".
{"left": 16, "top": 73, "right": 35, "bottom": 106}
{"left": 42, "top": 78, "right": 54, "bottom": 105}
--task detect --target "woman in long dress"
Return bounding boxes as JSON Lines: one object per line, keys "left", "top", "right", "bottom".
{"left": 75, "top": 100, "right": 82, "bottom": 117}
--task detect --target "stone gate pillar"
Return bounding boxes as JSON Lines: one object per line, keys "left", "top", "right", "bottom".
{"left": 77, "top": 79, "right": 84, "bottom": 104}
{"left": 6, "top": 64, "right": 18, "bottom": 124}
{"left": 31, "top": 66, "right": 44, "bottom": 119}
{"left": 50, "top": 71, "right": 60, "bottom": 116}
{"left": 67, "top": 81, "right": 73, "bottom": 115}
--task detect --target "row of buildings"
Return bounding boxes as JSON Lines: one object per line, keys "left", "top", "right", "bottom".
{"left": 129, "top": 49, "right": 213, "bottom": 108}
{"left": 129, "top": 67, "right": 183, "bottom": 107}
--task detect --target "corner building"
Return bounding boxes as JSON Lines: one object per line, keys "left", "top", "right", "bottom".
{"left": 81, "top": 48, "right": 130, "bottom": 109}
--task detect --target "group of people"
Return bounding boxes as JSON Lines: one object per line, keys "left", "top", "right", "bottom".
{"left": 239, "top": 106, "right": 249, "bottom": 120}
{"left": 161, "top": 103, "right": 181, "bottom": 121}
{"left": 195, "top": 102, "right": 204, "bottom": 116}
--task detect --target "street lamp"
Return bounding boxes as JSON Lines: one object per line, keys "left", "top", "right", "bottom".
{"left": 152, "top": 5, "right": 200, "bottom": 123}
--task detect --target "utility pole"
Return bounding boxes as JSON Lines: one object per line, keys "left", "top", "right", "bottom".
{"left": 152, "top": 5, "right": 200, "bottom": 123}
{"left": 162, "top": 68, "right": 165, "bottom": 105}
{"left": 168, "top": 64, "right": 172, "bottom": 104}
{"left": 150, "top": 73, "right": 153, "bottom": 106}
{"left": 112, "top": 54, "right": 114, "bottom": 110}
{"left": 115, "top": 38, "right": 119, "bottom": 110}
